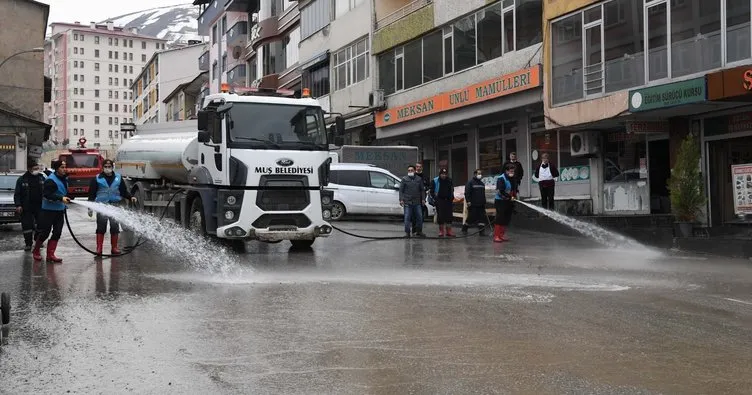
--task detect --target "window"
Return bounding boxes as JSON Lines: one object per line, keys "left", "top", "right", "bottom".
{"left": 222, "top": 54, "right": 227, "bottom": 73}
{"left": 115, "top": 52, "right": 118, "bottom": 60}
{"left": 212, "top": 24, "right": 218, "bottom": 44}
{"left": 333, "top": 37, "right": 369, "bottom": 90}
{"left": 334, "top": 170, "right": 368, "bottom": 187}
{"left": 603, "top": 131, "right": 646, "bottom": 183}
{"left": 74, "top": 47, "right": 78, "bottom": 54}
{"left": 129, "top": 40, "right": 133, "bottom": 48}
{"left": 115, "top": 104, "right": 119, "bottom": 112}
{"left": 94, "top": 62, "right": 100, "bottom": 71}
{"left": 74, "top": 74, "right": 78, "bottom": 81}
{"left": 263, "top": 40, "right": 287, "bottom": 74}
{"left": 270, "top": 0, "right": 284, "bottom": 17}
{"left": 74, "top": 88, "right": 78, "bottom": 95}
{"left": 109, "top": 117, "right": 113, "bottom": 125}
{"left": 95, "top": 76, "right": 100, "bottom": 84}
{"left": 74, "top": 102, "right": 78, "bottom": 109}
{"left": 516, "top": 0, "right": 542, "bottom": 49}
{"left": 453, "top": 15, "right": 477, "bottom": 72}
{"left": 129, "top": 53, "right": 133, "bottom": 61}
{"left": 108, "top": 90, "right": 113, "bottom": 99}
{"left": 141, "top": 41, "right": 146, "bottom": 49}
{"left": 80, "top": 102, "right": 84, "bottom": 110}
{"left": 80, "top": 115, "right": 84, "bottom": 122}
{"left": 74, "top": 128, "right": 78, "bottom": 135}
{"left": 109, "top": 130, "right": 113, "bottom": 138}
{"left": 95, "top": 49, "right": 99, "bottom": 58}
{"left": 301, "top": 0, "right": 331, "bottom": 39}
{"left": 114, "top": 118, "right": 119, "bottom": 125}
{"left": 109, "top": 64, "right": 113, "bottom": 72}
{"left": 81, "top": 88, "right": 84, "bottom": 95}
{"left": 368, "top": 171, "right": 397, "bottom": 190}
{"left": 109, "top": 104, "right": 113, "bottom": 112}
{"left": 115, "top": 64, "right": 119, "bottom": 73}
{"left": 129, "top": 66, "right": 133, "bottom": 74}
{"left": 74, "top": 33, "right": 78, "bottom": 41}
{"left": 80, "top": 129, "right": 84, "bottom": 136}
{"left": 142, "top": 54, "right": 146, "bottom": 62}
{"left": 478, "top": 125, "right": 503, "bottom": 176}
{"left": 335, "top": 0, "right": 365, "bottom": 18}
{"left": 74, "top": 60, "right": 78, "bottom": 68}
{"left": 94, "top": 130, "right": 100, "bottom": 138}
{"left": 728, "top": 0, "right": 751, "bottom": 63}
{"left": 108, "top": 50, "right": 112, "bottom": 59}
{"left": 477, "top": 3, "right": 503, "bottom": 63}
{"left": 95, "top": 104, "right": 100, "bottom": 112}
{"left": 115, "top": 38, "right": 119, "bottom": 46}
{"left": 302, "top": 62, "right": 330, "bottom": 98}
{"left": 80, "top": 48, "right": 84, "bottom": 55}
{"left": 109, "top": 37, "right": 113, "bottom": 45}
{"left": 378, "top": 51, "right": 395, "bottom": 95}
{"left": 109, "top": 77, "right": 113, "bottom": 85}
{"left": 74, "top": 115, "right": 78, "bottom": 122}
{"left": 95, "top": 89, "right": 100, "bottom": 97}
{"left": 551, "top": 13, "right": 583, "bottom": 104}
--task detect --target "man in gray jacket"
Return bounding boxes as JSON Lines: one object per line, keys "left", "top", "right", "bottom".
{"left": 399, "top": 165, "right": 426, "bottom": 238}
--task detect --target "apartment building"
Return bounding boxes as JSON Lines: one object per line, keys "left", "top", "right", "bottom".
{"left": 372, "top": 0, "right": 543, "bottom": 192}
{"left": 194, "top": 0, "right": 301, "bottom": 95}
{"left": 131, "top": 43, "right": 205, "bottom": 125}
{"left": 0, "top": 0, "right": 50, "bottom": 170}
{"left": 299, "top": 0, "right": 375, "bottom": 144}
{"left": 544, "top": 0, "right": 752, "bottom": 225}
{"left": 44, "top": 21, "right": 167, "bottom": 148}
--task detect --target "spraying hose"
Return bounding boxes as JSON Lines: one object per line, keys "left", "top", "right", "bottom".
{"left": 330, "top": 211, "right": 495, "bottom": 241}
{"left": 64, "top": 189, "right": 184, "bottom": 258}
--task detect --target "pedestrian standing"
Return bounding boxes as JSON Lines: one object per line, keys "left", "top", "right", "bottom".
{"left": 430, "top": 168, "right": 455, "bottom": 237}
{"left": 87, "top": 159, "right": 137, "bottom": 256}
{"left": 534, "top": 153, "right": 559, "bottom": 210}
{"left": 493, "top": 164, "right": 517, "bottom": 243}
{"left": 32, "top": 160, "right": 71, "bottom": 263}
{"left": 463, "top": 168, "right": 488, "bottom": 235}
{"left": 502, "top": 152, "right": 524, "bottom": 195}
{"left": 399, "top": 165, "right": 426, "bottom": 238}
{"left": 14, "top": 160, "right": 46, "bottom": 251}
{"left": 412, "top": 162, "right": 430, "bottom": 232}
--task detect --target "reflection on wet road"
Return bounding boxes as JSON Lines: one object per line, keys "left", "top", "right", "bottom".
{"left": 0, "top": 212, "right": 751, "bottom": 393}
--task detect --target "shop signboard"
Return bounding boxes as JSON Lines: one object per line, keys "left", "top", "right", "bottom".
{"left": 628, "top": 77, "right": 707, "bottom": 112}
{"left": 376, "top": 65, "right": 542, "bottom": 128}
{"left": 731, "top": 164, "right": 752, "bottom": 215}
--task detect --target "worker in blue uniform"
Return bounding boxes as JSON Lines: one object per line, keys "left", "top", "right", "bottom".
{"left": 33, "top": 160, "right": 71, "bottom": 262}
{"left": 87, "top": 159, "right": 137, "bottom": 256}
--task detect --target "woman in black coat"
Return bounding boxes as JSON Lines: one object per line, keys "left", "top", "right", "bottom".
{"left": 430, "top": 168, "right": 455, "bottom": 237}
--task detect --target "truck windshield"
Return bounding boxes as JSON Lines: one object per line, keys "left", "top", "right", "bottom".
{"left": 59, "top": 154, "right": 100, "bottom": 168}
{"left": 226, "top": 103, "right": 328, "bottom": 150}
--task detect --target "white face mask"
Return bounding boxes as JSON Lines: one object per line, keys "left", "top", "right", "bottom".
{"left": 476, "top": 174, "right": 482, "bottom": 180}
{"left": 407, "top": 172, "right": 415, "bottom": 177}
{"left": 31, "top": 170, "right": 40, "bottom": 176}
{"left": 103, "top": 168, "right": 114, "bottom": 175}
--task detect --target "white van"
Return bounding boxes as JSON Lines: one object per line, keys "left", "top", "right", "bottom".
{"left": 326, "top": 163, "right": 435, "bottom": 220}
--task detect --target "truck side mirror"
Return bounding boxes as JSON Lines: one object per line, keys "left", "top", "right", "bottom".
{"left": 198, "top": 130, "right": 210, "bottom": 143}
{"left": 197, "top": 110, "right": 209, "bottom": 131}
{"left": 335, "top": 116, "right": 345, "bottom": 135}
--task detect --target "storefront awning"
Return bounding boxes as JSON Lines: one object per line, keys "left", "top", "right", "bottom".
{"left": 0, "top": 107, "right": 51, "bottom": 146}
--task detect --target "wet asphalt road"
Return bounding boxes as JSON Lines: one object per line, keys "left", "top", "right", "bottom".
{"left": 0, "top": 207, "right": 751, "bottom": 394}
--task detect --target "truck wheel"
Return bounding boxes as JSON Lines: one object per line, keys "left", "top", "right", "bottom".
{"left": 1, "top": 292, "right": 9, "bottom": 325}
{"left": 290, "top": 240, "right": 314, "bottom": 249}
{"left": 330, "top": 202, "right": 346, "bottom": 221}
{"left": 189, "top": 198, "right": 207, "bottom": 236}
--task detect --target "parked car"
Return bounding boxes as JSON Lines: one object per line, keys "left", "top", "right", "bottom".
{"left": 0, "top": 172, "right": 23, "bottom": 224}
{"left": 326, "top": 163, "right": 435, "bottom": 220}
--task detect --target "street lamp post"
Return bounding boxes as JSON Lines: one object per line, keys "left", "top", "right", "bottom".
{"left": 0, "top": 47, "right": 44, "bottom": 71}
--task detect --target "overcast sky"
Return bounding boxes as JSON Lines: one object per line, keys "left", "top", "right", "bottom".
{"left": 37, "top": 0, "right": 189, "bottom": 27}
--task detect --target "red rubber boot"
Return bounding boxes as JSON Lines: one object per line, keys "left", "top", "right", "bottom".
{"left": 96, "top": 234, "right": 105, "bottom": 256}
{"left": 46, "top": 240, "right": 63, "bottom": 263}
{"left": 32, "top": 239, "right": 43, "bottom": 261}
{"left": 438, "top": 225, "right": 445, "bottom": 237}
{"left": 500, "top": 226, "right": 510, "bottom": 242}
{"left": 446, "top": 226, "right": 455, "bottom": 237}
{"left": 493, "top": 225, "right": 503, "bottom": 243}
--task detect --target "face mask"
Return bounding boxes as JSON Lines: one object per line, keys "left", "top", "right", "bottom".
{"left": 542, "top": 163, "right": 549, "bottom": 168}
{"left": 104, "top": 168, "right": 113, "bottom": 175}
{"left": 408, "top": 172, "right": 415, "bottom": 177}
{"left": 31, "top": 170, "right": 40, "bottom": 176}
{"left": 476, "top": 174, "right": 482, "bottom": 180}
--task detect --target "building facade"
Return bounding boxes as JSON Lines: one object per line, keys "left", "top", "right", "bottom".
{"left": 298, "top": 0, "right": 375, "bottom": 144}
{"left": 44, "top": 21, "right": 167, "bottom": 148}
{"left": 372, "top": 0, "right": 544, "bottom": 192}
{"left": 544, "top": 0, "right": 752, "bottom": 225}
{"left": 131, "top": 43, "right": 206, "bottom": 125}
{"left": 163, "top": 71, "right": 210, "bottom": 122}
{"left": 0, "top": 0, "right": 51, "bottom": 171}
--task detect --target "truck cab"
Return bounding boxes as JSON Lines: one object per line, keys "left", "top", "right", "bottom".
{"left": 55, "top": 137, "right": 104, "bottom": 198}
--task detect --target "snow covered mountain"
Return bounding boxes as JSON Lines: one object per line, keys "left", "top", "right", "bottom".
{"left": 102, "top": 3, "right": 205, "bottom": 45}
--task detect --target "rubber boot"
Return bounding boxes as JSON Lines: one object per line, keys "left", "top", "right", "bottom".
{"left": 438, "top": 225, "right": 445, "bottom": 237}
{"left": 500, "top": 226, "right": 510, "bottom": 242}
{"left": 24, "top": 233, "right": 33, "bottom": 251}
{"left": 493, "top": 225, "right": 503, "bottom": 243}
{"left": 446, "top": 226, "right": 455, "bottom": 237}
{"left": 111, "top": 234, "right": 121, "bottom": 255}
{"left": 96, "top": 234, "right": 105, "bottom": 256}
{"left": 32, "top": 239, "right": 43, "bottom": 260}
{"left": 46, "top": 240, "right": 62, "bottom": 263}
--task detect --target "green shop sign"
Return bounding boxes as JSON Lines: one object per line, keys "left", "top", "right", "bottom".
{"left": 531, "top": 166, "right": 590, "bottom": 184}
{"left": 629, "top": 77, "right": 707, "bottom": 112}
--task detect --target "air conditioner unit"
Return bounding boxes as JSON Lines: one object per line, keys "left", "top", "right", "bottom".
{"left": 570, "top": 131, "right": 597, "bottom": 156}
{"left": 369, "top": 90, "right": 386, "bottom": 110}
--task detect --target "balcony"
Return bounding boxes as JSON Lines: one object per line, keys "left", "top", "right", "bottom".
{"left": 227, "top": 21, "right": 248, "bottom": 48}
{"left": 227, "top": 64, "right": 247, "bottom": 86}
{"left": 375, "top": 0, "right": 432, "bottom": 30}
{"left": 196, "top": 0, "right": 229, "bottom": 36}
{"left": 198, "top": 49, "right": 210, "bottom": 71}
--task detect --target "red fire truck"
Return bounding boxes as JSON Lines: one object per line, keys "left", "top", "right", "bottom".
{"left": 53, "top": 137, "right": 105, "bottom": 198}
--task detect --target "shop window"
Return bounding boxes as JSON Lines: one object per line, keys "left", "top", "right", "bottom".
{"left": 302, "top": 62, "right": 330, "bottom": 98}
{"left": 531, "top": 130, "right": 558, "bottom": 173}
{"left": 477, "top": 3, "right": 502, "bottom": 63}
{"left": 478, "top": 126, "right": 503, "bottom": 176}
{"left": 727, "top": 0, "right": 751, "bottom": 63}
{"left": 671, "top": 0, "right": 721, "bottom": 77}
{"left": 603, "top": 132, "right": 646, "bottom": 183}
{"left": 551, "top": 14, "right": 583, "bottom": 104}
{"left": 453, "top": 15, "right": 477, "bottom": 72}
{"left": 423, "top": 31, "right": 443, "bottom": 83}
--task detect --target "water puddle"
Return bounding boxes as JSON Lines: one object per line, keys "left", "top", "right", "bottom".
{"left": 517, "top": 200, "right": 659, "bottom": 254}
{"left": 71, "top": 201, "right": 244, "bottom": 276}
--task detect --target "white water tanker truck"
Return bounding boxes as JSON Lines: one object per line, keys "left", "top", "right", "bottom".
{"left": 115, "top": 87, "right": 344, "bottom": 249}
